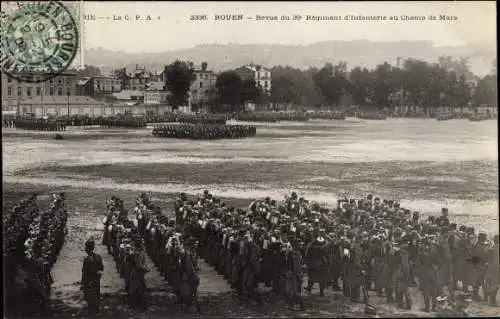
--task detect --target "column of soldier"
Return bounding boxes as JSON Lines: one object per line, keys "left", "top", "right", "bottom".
{"left": 99, "top": 117, "right": 147, "bottom": 129}
{"left": 4, "top": 193, "right": 68, "bottom": 317}
{"left": 14, "top": 118, "right": 67, "bottom": 131}
{"left": 177, "top": 115, "right": 228, "bottom": 125}
{"left": 152, "top": 124, "right": 257, "bottom": 139}
{"left": 102, "top": 195, "right": 201, "bottom": 311}
{"left": 101, "top": 196, "right": 149, "bottom": 311}
{"left": 101, "top": 191, "right": 499, "bottom": 314}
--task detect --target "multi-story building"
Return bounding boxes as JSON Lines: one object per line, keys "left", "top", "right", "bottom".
{"left": 189, "top": 62, "right": 217, "bottom": 111}
{"left": 76, "top": 75, "right": 121, "bottom": 96}
{"left": 234, "top": 63, "right": 272, "bottom": 96}
{"left": 19, "top": 96, "right": 106, "bottom": 117}
{"left": 124, "top": 65, "right": 152, "bottom": 91}
{"left": 1, "top": 72, "right": 79, "bottom": 116}
{"left": 93, "top": 75, "right": 121, "bottom": 94}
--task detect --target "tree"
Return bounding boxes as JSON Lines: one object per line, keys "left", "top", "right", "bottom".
{"left": 313, "top": 62, "right": 349, "bottom": 109}
{"left": 473, "top": 74, "right": 497, "bottom": 107}
{"left": 456, "top": 74, "right": 471, "bottom": 107}
{"left": 348, "top": 66, "right": 373, "bottom": 106}
{"left": 216, "top": 71, "right": 243, "bottom": 111}
{"left": 270, "top": 66, "right": 325, "bottom": 108}
{"left": 372, "top": 62, "right": 394, "bottom": 108}
{"left": 241, "top": 79, "right": 262, "bottom": 104}
{"left": 163, "top": 60, "right": 196, "bottom": 110}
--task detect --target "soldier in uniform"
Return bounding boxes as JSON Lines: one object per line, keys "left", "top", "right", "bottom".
{"left": 281, "top": 241, "right": 306, "bottom": 310}
{"left": 471, "top": 233, "right": 489, "bottom": 301}
{"left": 456, "top": 226, "right": 474, "bottom": 292}
{"left": 81, "top": 239, "right": 104, "bottom": 316}
{"left": 484, "top": 235, "right": 499, "bottom": 306}
{"left": 438, "top": 226, "right": 454, "bottom": 300}
{"left": 393, "top": 244, "right": 412, "bottom": 309}
{"left": 418, "top": 240, "right": 441, "bottom": 312}
{"left": 304, "top": 230, "right": 330, "bottom": 297}
{"left": 128, "top": 239, "right": 149, "bottom": 311}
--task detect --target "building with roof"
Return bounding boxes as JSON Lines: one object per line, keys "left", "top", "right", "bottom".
{"left": 189, "top": 62, "right": 217, "bottom": 111}
{"left": 112, "top": 90, "right": 144, "bottom": 101}
{"left": 122, "top": 65, "right": 153, "bottom": 91}
{"left": 18, "top": 96, "right": 107, "bottom": 117}
{"left": 2, "top": 72, "right": 78, "bottom": 115}
{"left": 76, "top": 75, "right": 121, "bottom": 96}
{"left": 234, "top": 63, "right": 271, "bottom": 96}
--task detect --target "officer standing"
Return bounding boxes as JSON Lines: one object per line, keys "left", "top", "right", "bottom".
{"left": 81, "top": 239, "right": 104, "bottom": 316}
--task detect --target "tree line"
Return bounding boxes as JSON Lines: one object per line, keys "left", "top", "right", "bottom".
{"left": 76, "top": 56, "right": 497, "bottom": 112}
{"left": 271, "top": 57, "right": 497, "bottom": 111}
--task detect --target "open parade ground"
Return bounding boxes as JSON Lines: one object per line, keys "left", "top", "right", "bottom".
{"left": 3, "top": 117, "right": 498, "bottom": 318}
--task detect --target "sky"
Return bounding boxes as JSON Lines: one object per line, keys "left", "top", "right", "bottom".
{"left": 80, "top": 1, "right": 496, "bottom": 53}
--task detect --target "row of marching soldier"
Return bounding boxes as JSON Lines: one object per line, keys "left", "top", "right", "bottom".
{"left": 4, "top": 193, "right": 68, "bottom": 317}
{"left": 101, "top": 194, "right": 201, "bottom": 312}
{"left": 169, "top": 190, "right": 499, "bottom": 313}
{"left": 152, "top": 124, "right": 257, "bottom": 140}
{"left": 14, "top": 118, "right": 67, "bottom": 131}
{"left": 101, "top": 196, "right": 150, "bottom": 313}
{"left": 98, "top": 190, "right": 499, "bottom": 315}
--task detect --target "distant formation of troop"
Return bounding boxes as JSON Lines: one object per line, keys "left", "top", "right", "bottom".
{"left": 152, "top": 124, "right": 257, "bottom": 140}
{"left": 235, "top": 112, "right": 309, "bottom": 122}
{"left": 98, "top": 116, "right": 147, "bottom": 129}
{"left": 13, "top": 118, "right": 67, "bottom": 131}
{"left": 4, "top": 193, "right": 68, "bottom": 317}
{"left": 176, "top": 114, "right": 228, "bottom": 125}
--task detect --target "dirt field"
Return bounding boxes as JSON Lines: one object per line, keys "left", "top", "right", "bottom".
{"left": 3, "top": 119, "right": 498, "bottom": 317}
{"left": 4, "top": 182, "right": 500, "bottom": 318}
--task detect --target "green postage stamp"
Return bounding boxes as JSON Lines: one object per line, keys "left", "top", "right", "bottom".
{"left": 0, "top": 1, "right": 84, "bottom": 83}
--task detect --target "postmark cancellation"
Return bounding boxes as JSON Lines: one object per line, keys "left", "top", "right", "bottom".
{"left": 0, "top": 1, "right": 84, "bottom": 83}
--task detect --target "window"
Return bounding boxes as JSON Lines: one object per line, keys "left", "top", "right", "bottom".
{"left": 50, "top": 87, "right": 54, "bottom": 95}
{"left": 57, "top": 87, "right": 63, "bottom": 96}
{"left": 36, "top": 87, "right": 41, "bottom": 95}
{"left": 8, "top": 87, "right": 12, "bottom": 96}
{"left": 199, "top": 82, "right": 203, "bottom": 88}
{"left": 27, "top": 87, "right": 32, "bottom": 96}
{"left": 66, "top": 88, "right": 71, "bottom": 95}
{"left": 50, "top": 78, "right": 54, "bottom": 84}
{"left": 7, "top": 76, "right": 12, "bottom": 83}
{"left": 205, "top": 74, "right": 208, "bottom": 80}
{"left": 264, "top": 81, "right": 268, "bottom": 87}
{"left": 17, "top": 87, "right": 22, "bottom": 96}
{"left": 58, "top": 79, "right": 62, "bottom": 84}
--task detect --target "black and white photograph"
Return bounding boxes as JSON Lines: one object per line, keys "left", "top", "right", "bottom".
{"left": 1, "top": 1, "right": 498, "bottom": 318}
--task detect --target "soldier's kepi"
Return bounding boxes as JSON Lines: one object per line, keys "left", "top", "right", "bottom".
{"left": 0, "top": 1, "right": 80, "bottom": 83}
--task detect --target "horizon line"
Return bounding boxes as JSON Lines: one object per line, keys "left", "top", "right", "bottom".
{"left": 84, "top": 39, "right": 495, "bottom": 55}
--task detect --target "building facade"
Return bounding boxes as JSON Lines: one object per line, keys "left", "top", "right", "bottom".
{"left": 124, "top": 65, "right": 153, "bottom": 91}
{"left": 19, "top": 96, "right": 106, "bottom": 117}
{"left": 234, "top": 64, "right": 271, "bottom": 96}
{"left": 75, "top": 76, "right": 121, "bottom": 96}
{"left": 189, "top": 62, "right": 217, "bottom": 109}
{"left": 144, "top": 90, "right": 169, "bottom": 105}
{"left": 2, "top": 72, "right": 78, "bottom": 115}
{"left": 93, "top": 75, "right": 121, "bottom": 94}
